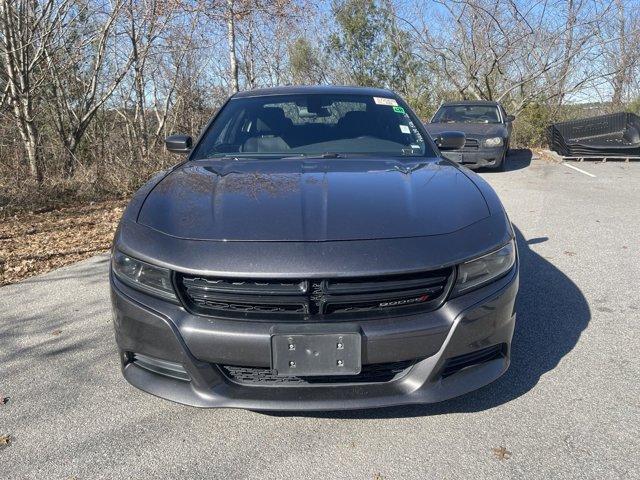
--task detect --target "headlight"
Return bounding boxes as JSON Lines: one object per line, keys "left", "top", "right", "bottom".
{"left": 484, "top": 137, "right": 503, "bottom": 147}
{"left": 452, "top": 240, "right": 516, "bottom": 296}
{"left": 111, "top": 250, "right": 176, "bottom": 300}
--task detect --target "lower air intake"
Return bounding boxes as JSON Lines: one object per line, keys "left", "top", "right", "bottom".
{"left": 132, "top": 353, "right": 190, "bottom": 381}
{"left": 220, "top": 360, "right": 417, "bottom": 385}
{"left": 440, "top": 344, "right": 506, "bottom": 378}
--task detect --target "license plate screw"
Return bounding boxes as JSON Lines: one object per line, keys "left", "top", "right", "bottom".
{"left": 289, "top": 361, "right": 296, "bottom": 368}
{"left": 337, "top": 360, "right": 344, "bottom": 367}
{"left": 337, "top": 342, "right": 344, "bottom": 349}
{"left": 288, "top": 344, "right": 295, "bottom": 350}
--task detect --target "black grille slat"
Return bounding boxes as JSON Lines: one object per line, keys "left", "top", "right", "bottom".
{"left": 191, "top": 298, "right": 307, "bottom": 314}
{"left": 325, "top": 285, "right": 443, "bottom": 303}
{"left": 183, "top": 276, "right": 307, "bottom": 295}
{"left": 178, "top": 267, "right": 453, "bottom": 321}
{"left": 324, "top": 274, "right": 448, "bottom": 294}
{"left": 323, "top": 285, "right": 445, "bottom": 314}
{"left": 221, "top": 360, "right": 416, "bottom": 385}
{"left": 463, "top": 138, "right": 479, "bottom": 149}
{"left": 185, "top": 290, "right": 309, "bottom": 307}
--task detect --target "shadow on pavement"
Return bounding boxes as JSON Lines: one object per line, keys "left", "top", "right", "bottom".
{"left": 270, "top": 225, "right": 590, "bottom": 419}
{"left": 0, "top": 256, "right": 114, "bottom": 382}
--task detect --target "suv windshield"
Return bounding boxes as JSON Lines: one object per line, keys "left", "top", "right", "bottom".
{"left": 192, "top": 93, "right": 433, "bottom": 159}
{"left": 432, "top": 105, "right": 501, "bottom": 124}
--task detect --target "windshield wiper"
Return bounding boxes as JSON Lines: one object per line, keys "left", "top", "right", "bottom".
{"left": 199, "top": 154, "right": 242, "bottom": 160}
{"left": 283, "top": 152, "right": 347, "bottom": 159}
{"left": 201, "top": 153, "right": 347, "bottom": 161}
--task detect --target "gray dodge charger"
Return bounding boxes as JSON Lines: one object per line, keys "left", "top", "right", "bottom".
{"left": 110, "top": 86, "right": 518, "bottom": 410}
{"left": 425, "top": 100, "right": 515, "bottom": 170}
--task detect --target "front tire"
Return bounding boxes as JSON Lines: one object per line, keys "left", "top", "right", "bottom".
{"left": 493, "top": 150, "right": 507, "bottom": 171}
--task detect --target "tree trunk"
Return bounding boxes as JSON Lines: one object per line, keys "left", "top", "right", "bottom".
{"left": 23, "top": 121, "right": 42, "bottom": 182}
{"left": 130, "top": 6, "right": 149, "bottom": 160}
{"left": 610, "top": 0, "right": 627, "bottom": 108}
{"left": 554, "top": 0, "right": 576, "bottom": 112}
{"left": 245, "top": 18, "right": 256, "bottom": 90}
{"left": 227, "top": 0, "right": 239, "bottom": 93}
{"left": 0, "top": 0, "right": 43, "bottom": 182}
{"left": 63, "top": 143, "right": 76, "bottom": 178}
{"left": 10, "top": 98, "right": 42, "bottom": 182}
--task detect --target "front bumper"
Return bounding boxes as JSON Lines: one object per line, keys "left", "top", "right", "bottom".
{"left": 442, "top": 146, "right": 505, "bottom": 168}
{"left": 111, "top": 266, "right": 518, "bottom": 410}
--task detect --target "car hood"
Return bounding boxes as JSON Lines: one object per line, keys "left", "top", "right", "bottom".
{"left": 137, "top": 157, "right": 490, "bottom": 242}
{"left": 425, "top": 122, "right": 507, "bottom": 137}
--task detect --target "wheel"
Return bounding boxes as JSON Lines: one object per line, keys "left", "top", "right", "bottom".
{"left": 494, "top": 150, "right": 507, "bottom": 171}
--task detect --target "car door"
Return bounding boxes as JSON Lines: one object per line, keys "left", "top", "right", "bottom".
{"left": 500, "top": 105, "right": 514, "bottom": 138}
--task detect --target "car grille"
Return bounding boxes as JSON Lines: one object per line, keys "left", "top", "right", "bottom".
{"left": 462, "top": 138, "right": 480, "bottom": 149}
{"left": 177, "top": 268, "right": 454, "bottom": 321}
{"left": 219, "top": 360, "right": 417, "bottom": 385}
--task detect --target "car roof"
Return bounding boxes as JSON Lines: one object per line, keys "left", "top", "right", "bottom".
{"left": 232, "top": 85, "right": 398, "bottom": 99}
{"left": 439, "top": 100, "right": 501, "bottom": 107}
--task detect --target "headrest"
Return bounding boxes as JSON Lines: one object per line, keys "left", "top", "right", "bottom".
{"left": 256, "top": 107, "right": 290, "bottom": 132}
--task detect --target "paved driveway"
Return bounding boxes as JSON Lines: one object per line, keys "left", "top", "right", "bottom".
{"left": 2, "top": 154, "right": 639, "bottom": 479}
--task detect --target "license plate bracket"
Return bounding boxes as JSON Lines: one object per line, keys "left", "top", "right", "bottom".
{"left": 444, "top": 151, "right": 464, "bottom": 163}
{"left": 272, "top": 333, "right": 361, "bottom": 376}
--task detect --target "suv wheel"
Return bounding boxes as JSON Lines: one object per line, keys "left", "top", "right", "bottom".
{"left": 494, "top": 151, "right": 507, "bottom": 171}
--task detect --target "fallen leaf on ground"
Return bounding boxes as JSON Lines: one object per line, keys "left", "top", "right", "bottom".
{"left": 492, "top": 446, "right": 512, "bottom": 460}
{"left": 373, "top": 474, "right": 385, "bottom": 480}
{"left": 52, "top": 330, "right": 62, "bottom": 336}
{"left": 563, "top": 251, "right": 577, "bottom": 256}
{"left": 0, "top": 200, "right": 126, "bottom": 286}
{"left": 0, "top": 396, "right": 7, "bottom": 405}
{"left": 0, "top": 434, "right": 11, "bottom": 448}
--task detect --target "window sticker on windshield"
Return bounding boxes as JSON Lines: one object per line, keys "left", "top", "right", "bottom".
{"left": 399, "top": 125, "right": 411, "bottom": 134}
{"left": 407, "top": 120, "right": 424, "bottom": 142}
{"left": 373, "top": 97, "right": 398, "bottom": 106}
{"left": 393, "top": 106, "right": 405, "bottom": 114}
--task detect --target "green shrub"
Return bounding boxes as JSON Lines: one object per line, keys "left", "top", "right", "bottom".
{"left": 627, "top": 98, "right": 640, "bottom": 115}
{"left": 512, "top": 103, "right": 554, "bottom": 148}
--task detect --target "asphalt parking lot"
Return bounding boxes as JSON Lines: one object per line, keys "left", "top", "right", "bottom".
{"left": 1, "top": 152, "right": 639, "bottom": 479}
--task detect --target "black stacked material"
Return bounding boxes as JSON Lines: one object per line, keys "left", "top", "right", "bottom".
{"left": 548, "top": 112, "right": 640, "bottom": 157}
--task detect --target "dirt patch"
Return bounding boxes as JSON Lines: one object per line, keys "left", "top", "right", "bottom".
{"left": 534, "top": 148, "right": 563, "bottom": 163}
{"left": 0, "top": 200, "right": 126, "bottom": 286}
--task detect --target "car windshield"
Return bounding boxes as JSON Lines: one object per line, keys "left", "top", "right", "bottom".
{"left": 432, "top": 105, "right": 501, "bottom": 124}
{"left": 191, "top": 93, "right": 433, "bottom": 160}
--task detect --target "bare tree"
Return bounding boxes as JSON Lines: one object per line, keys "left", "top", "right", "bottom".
{"left": 202, "top": 0, "right": 302, "bottom": 92}
{"left": 404, "top": 0, "right": 611, "bottom": 113}
{"left": 597, "top": 0, "right": 640, "bottom": 108}
{"left": 0, "top": 0, "right": 72, "bottom": 181}
{"left": 226, "top": 0, "right": 240, "bottom": 92}
{"left": 43, "top": 0, "right": 135, "bottom": 176}
{"left": 115, "top": 0, "right": 186, "bottom": 163}
{"left": 239, "top": 1, "right": 305, "bottom": 87}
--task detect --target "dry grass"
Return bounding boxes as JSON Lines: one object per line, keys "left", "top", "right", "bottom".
{"left": 533, "top": 148, "right": 563, "bottom": 163}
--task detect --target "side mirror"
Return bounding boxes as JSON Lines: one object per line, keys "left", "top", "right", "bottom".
{"left": 435, "top": 131, "right": 466, "bottom": 150}
{"left": 506, "top": 114, "right": 516, "bottom": 122}
{"left": 165, "top": 134, "right": 192, "bottom": 154}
